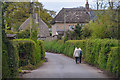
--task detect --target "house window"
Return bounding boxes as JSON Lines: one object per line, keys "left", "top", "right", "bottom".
{"left": 69, "top": 25, "right": 74, "bottom": 31}
{"left": 79, "top": 24, "right": 84, "bottom": 26}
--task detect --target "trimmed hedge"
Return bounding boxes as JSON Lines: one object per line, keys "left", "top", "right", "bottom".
{"left": 37, "top": 40, "right": 45, "bottom": 60}
{"left": 44, "top": 40, "right": 65, "bottom": 53}
{"left": 2, "top": 39, "right": 45, "bottom": 78}
{"left": 107, "top": 47, "right": 120, "bottom": 77}
{"left": 12, "top": 39, "right": 45, "bottom": 67}
{"left": 2, "top": 40, "right": 18, "bottom": 78}
{"left": 44, "top": 39, "right": 119, "bottom": 77}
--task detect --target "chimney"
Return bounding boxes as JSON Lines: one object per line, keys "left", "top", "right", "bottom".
{"left": 85, "top": 0, "right": 89, "bottom": 10}
{"left": 35, "top": 13, "right": 38, "bottom": 24}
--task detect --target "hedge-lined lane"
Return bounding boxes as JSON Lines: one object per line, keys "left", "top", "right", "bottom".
{"left": 44, "top": 39, "right": 119, "bottom": 77}
{"left": 23, "top": 52, "right": 110, "bottom": 78}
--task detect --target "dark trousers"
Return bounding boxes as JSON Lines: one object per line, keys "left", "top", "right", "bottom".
{"left": 75, "top": 57, "right": 79, "bottom": 64}
{"left": 79, "top": 55, "right": 82, "bottom": 63}
{"left": 75, "top": 56, "right": 82, "bottom": 64}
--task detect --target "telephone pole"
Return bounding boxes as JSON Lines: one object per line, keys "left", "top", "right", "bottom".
{"left": 29, "top": 2, "right": 32, "bottom": 38}
{"left": 64, "top": 8, "right": 66, "bottom": 39}
{"left": 32, "top": 0, "right": 35, "bottom": 32}
{"left": 38, "top": 5, "right": 40, "bottom": 26}
{"left": 97, "top": 0, "right": 99, "bottom": 10}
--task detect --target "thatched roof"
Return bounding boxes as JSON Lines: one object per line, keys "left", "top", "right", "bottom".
{"left": 37, "top": 19, "right": 50, "bottom": 38}
{"left": 51, "top": 8, "right": 90, "bottom": 24}
{"left": 19, "top": 17, "right": 30, "bottom": 30}
{"left": 19, "top": 13, "right": 50, "bottom": 38}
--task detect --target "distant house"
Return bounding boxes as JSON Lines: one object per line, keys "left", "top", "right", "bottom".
{"left": 51, "top": 1, "right": 97, "bottom": 37}
{"left": 19, "top": 13, "right": 50, "bottom": 40}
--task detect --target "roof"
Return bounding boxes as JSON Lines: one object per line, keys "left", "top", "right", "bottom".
{"left": 38, "top": 19, "right": 50, "bottom": 38}
{"left": 19, "top": 13, "right": 50, "bottom": 38}
{"left": 51, "top": 8, "right": 90, "bottom": 24}
{"left": 19, "top": 17, "right": 30, "bottom": 30}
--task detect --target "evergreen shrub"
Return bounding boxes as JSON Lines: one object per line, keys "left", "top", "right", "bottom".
{"left": 12, "top": 39, "right": 45, "bottom": 67}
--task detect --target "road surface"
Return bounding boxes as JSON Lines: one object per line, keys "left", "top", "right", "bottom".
{"left": 22, "top": 52, "right": 111, "bottom": 78}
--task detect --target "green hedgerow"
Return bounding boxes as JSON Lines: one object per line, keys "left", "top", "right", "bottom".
{"left": 44, "top": 39, "right": 119, "bottom": 77}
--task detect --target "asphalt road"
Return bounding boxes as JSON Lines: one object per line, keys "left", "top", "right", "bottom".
{"left": 22, "top": 52, "right": 111, "bottom": 78}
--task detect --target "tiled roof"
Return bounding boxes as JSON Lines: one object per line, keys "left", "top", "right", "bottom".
{"left": 51, "top": 8, "right": 90, "bottom": 24}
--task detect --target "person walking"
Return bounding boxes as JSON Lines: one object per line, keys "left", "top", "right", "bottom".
{"left": 73, "top": 47, "right": 80, "bottom": 64}
{"left": 79, "top": 48, "right": 82, "bottom": 63}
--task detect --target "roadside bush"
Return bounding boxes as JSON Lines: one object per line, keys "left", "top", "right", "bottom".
{"left": 90, "top": 39, "right": 101, "bottom": 66}
{"left": 17, "top": 29, "right": 30, "bottom": 39}
{"left": 107, "top": 47, "right": 120, "bottom": 77}
{"left": 98, "top": 39, "right": 118, "bottom": 69}
{"left": 6, "top": 30, "right": 18, "bottom": 34}
{"left": 37, "top": 40, "right": 45, "bottom": 60}
{"left": 2, "top": 40, "right": 18, "bottom": 78}
{"left": 12, "top": 39, "right": 36, "bottom": 67}
{"left": 44, "top": 40, "right": 56, "bottom": 52}
{"left": 12, "top": 39, "right": 45, "bottom": 68}
{"left": 64, "top": 40, "right": 86, "bottom": 58}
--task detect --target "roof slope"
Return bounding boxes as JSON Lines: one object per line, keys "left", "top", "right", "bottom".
{"left": 19, "top": 14, "right": 50, "bottom": 38}
{"left": 38, "top": 19, "right": 50, "bottom": 37}
{"left": 19, "top": 17, "right": 30, "bottom": 30}
{"left": 51, "top": 8, "right": 90, "bottom": 24}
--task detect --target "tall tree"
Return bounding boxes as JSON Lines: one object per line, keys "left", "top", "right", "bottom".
{"left": 4, "top": 2, "right": 31, "bottom": 31}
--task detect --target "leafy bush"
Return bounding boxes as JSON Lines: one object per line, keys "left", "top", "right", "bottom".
{"left": 12, "top": 39, "right": 45, "bottom": 68}
{"left": 12, "top": 39, "right": 36, "bottom": 66}
{"left": 83, "top": 10, "right": 118, "bottom": 39}
{"left": 64, "top": 40, "right": 86, "bottom": 58}
{"left": 6, "top": 30, "right": 18, "bottom": 34}
{"left": 2, "top": 40, "right": 18, "bottom": 78}
{"left": 17, "top": 29, "right": 30, "bottom": 39}
{"left": 98, "top": 39, "right": 118, "bottom": 69}
{"left": 37, "top": 40, "right": 45, "bottom": 60}
{"left": 107, "top": 47, "right": 120, "bottom": 77}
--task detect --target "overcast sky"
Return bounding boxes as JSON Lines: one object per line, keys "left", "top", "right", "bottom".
{"left": 38, "top": 0, "right": 119, "bottom": 14}
{"left": 39, "top": 0, "right": 97, "bottom": 14}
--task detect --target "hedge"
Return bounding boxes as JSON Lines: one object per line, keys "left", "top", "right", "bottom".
{"left": 2, "top": 39, "right": 45, "bottom": 78}
{"left": 44, "top": 39, "right": 119, "bottom": 77}
{"left": 44, "top": 40, "right": 65, "bottom": 53}
{"left": 12, "top": 39, "right": 45, "bottom": 67}
{"left": 2, "top": 40, "right": 18, "bottom": 78}
{"left": 107, "top": 47, "right": 120, "bottom": 77}
{"left": 37, "top": 40, "right": 45, "bottom": 60}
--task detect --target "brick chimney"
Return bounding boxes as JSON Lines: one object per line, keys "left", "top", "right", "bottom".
{"left": 85, "top": 0, "right": 89, "bottom": 10}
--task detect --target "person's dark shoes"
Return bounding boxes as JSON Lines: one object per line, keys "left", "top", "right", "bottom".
{"left": 76, "top": 62, "right": 79, "bottom": 64}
